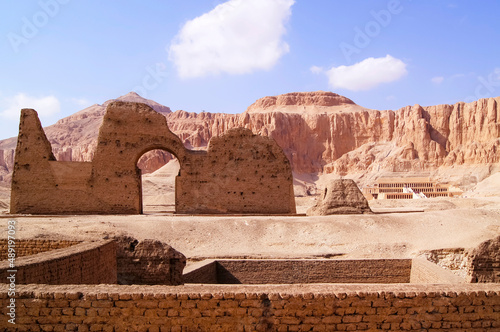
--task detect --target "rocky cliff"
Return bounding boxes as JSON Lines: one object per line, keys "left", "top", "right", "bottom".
{"left": 1, "top": 91, "right": 499, "bottom": 186}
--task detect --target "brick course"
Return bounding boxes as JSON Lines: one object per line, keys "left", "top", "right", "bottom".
{"left": 0, "top": 240, "right": 116, "bottom": 285}
{"left": 0, "top": 239, "right": 80, "bottom": 260}
{"left": 184, "top": 259, "right": 413, "bottom": 284}
{"left": 1, "top": 284, "right": 498, "bottom": 331}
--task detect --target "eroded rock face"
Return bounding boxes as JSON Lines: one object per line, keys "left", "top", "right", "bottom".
{"left": 306, "top": 179, "right": 372, "bottom": 215}
{"left": 114, "top": 236, "right": 186, "bottom": 285}
{"left": 245, "top": 91, "right": 356, "bottom": 111}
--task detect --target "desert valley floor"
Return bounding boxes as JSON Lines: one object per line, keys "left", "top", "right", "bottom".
{"left": 0, "top": 168, "right": 499, "bottom": 262}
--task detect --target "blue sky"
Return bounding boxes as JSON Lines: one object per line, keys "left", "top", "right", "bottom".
{"left": 1, "top": 0, "right": 500, "bottom": 140}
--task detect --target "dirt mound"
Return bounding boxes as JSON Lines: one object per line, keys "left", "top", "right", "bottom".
{"left": 307, "top": 179, "right": 371, "bottom": 215}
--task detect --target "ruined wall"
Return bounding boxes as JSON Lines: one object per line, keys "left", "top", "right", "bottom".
{"left": 1, "top": 284, "right": 498, "bottom": 331}
{"left": 114, "top": 236, "right": 186, "bottom": 286}
{"left": 422, "top": 236, "right": 500, "bottom": 283}
{"left": 184, "top": 259, "right": 412, "bottom": 284}
{"left": 468, "top": 235, "right": 500, "bottom": 283}
{"left": 0, "top": 239, "right": 80, "bottom": 260}
{"left": 10, "top": 102, "right": 295, "bottom": 215}
{"left": 176, "top": 128, "right": 296, "bottom": 214}
{"left": 0, "top": 240, "right": 116, "bottom": 285}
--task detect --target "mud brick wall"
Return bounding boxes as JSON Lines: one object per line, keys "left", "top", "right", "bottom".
{"left": 0, "top": 239, "right": 81, "bottom": 260}
{"left": 423, "top": 236, "right": 500, "bottom": 283}
{"left": 11, "top": 103, "right": 295, "bottom": 215}
{"left": 0, "top": 284, "right": 498, "bottom": 331}
{"left": 468, "top": 235, "right": 500, "bottom": 283}
{"left": 114, "top": 237, "right": 186, "bottom": 286}
{"left": 185, "top": 259, "right": 412, "bottom": 284}
{"left": 0, "top": 240, "right": 116, "bottom": 285}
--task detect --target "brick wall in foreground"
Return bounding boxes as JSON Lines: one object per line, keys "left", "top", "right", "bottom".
{"left": 1, "top": 284, "right": 498, "bottom": 331}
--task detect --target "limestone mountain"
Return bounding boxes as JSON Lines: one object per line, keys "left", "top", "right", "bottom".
{"left": 1, "top": 91, "right": 499, "bottom": 188}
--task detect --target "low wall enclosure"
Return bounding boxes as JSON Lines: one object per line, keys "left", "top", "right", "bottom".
{"left": 1, "top": 284, "right": 498, "bottom": 331}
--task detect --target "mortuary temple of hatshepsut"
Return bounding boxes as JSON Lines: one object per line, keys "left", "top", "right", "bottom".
{"left": 363, "top": 176, "right": 462, "bottom": 200}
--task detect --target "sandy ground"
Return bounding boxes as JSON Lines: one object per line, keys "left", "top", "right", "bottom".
{"left": 0, "top": 166, "right": 499, "bottom": 261}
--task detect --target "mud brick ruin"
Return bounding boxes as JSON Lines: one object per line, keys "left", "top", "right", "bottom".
{"left": 1, "top": 237, "right": 499, "bottom": 331}
{"left": 9, "top": 101, "right": 296, "bottom": 215}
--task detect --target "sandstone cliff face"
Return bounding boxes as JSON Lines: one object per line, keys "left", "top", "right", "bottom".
{"left": 1, "top": 91, "right": 499, "bottom": 185}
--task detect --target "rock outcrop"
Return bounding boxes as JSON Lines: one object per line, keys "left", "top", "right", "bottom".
{"left": 245, "top": 91, "right": 360, "bottom": 112}
{"left": 1, "top": 91, "right": 499, "bottom": 187}
{"left": 306, "top": 179, "right": 372, "bottom": 215}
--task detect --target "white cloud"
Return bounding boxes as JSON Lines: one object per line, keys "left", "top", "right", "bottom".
{"left": 325, "top": 55, "right": 408, "bottom": 91}
{"left": 0, "top": 93, "right": 61, "bottom": 120}
{"left": 310, "top": 65, "right": 323, "bottom": 74}
{"left": 431, "top": 76, "right": 444, "bottom": 84}
{"left": 168, "top": 0, "right": 294, "bottom": 78}
{"left": 326, "top": 54, "right": 408, "bottom": 91}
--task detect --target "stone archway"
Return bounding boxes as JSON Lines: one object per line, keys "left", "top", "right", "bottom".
{"left": 89, "top": 101, "right": 189, "bottom": 214}
{"left": 137, "top": 149, "right": 179, "bottom": 214}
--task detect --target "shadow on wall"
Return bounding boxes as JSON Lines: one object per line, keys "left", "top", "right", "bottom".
{"left": 183, "top": 258, "right": 467, "bottom": 285}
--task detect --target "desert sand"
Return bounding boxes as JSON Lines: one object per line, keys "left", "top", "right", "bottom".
{"left": 1, "top": 163, "right": 499, "bottom": 262}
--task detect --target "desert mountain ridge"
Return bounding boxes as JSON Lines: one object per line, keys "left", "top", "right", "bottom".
{"left": 1, "top": 91, "right": 499, "bottom": 190}
{"left": 245, "top": 91, "right": 369, "bottom": 114}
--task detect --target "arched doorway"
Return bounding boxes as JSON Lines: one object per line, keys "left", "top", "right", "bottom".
{"left": 137, "top": 149, "right": 180, "bottom": 214}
